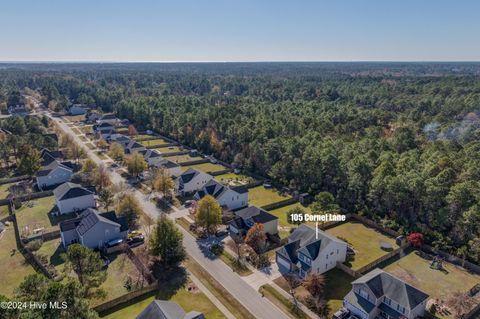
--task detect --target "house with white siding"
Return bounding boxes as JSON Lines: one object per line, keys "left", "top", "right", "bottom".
{"left": 175, "top": 168, "right": 213, "bottom": 196}
{"left": 59, "top": 208, "right": 128, "bottom": 249}
{"left": 343, "top": 268, "right": 429, "bottom": 319}
{"left": 276, "top": 224, "right": 347, "bottom": 278}
{"left": 125, "top": 140, "right": 146, "bottom": 154}
{"left": 143, "top": 149, "right": 163, "bottom": 167}
{"left": 54, "top": 182, "right": 96, "bottom": 215}
{"left": 156, "top": 159, "right": 182, "bottom": 177}
{"left": 194, "top": 179, "right": 248, "bottom": 211}
{"left": 36, "top": 160, "right": 73, "bottom": 190}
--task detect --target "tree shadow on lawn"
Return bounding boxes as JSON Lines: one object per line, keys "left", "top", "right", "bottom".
{"left": 195, "top": 237, "right": 222, "bottom": 261}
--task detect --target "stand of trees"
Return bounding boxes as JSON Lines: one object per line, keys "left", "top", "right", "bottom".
{"left": 2, "top": 62, "right": 480, "bottom": 262}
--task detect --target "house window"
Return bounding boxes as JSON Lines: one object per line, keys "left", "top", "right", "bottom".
{"left": 326, "top": 254, "right": 328, "bottom": 260}
{"left": 397, "top": 304, "right": 405, "bottom": 314}
{"left": 384, "top": 297, "right": 392, "bottom": 306}
{"left": 337, "top": 249, "right": 339, "bottom": 254}
{"left": 325, "top": 264, "right": 328, "bottom": 269}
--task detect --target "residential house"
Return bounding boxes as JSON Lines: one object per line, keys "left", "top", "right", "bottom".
{"left": 156, "top": 159, "right": 182, "bottom": 177}
{"left": 8, "top": 105, "right": 29, "bottom": 117}
{"left": 343, "top": 268, "right": 429, "bottom": 319}
{"left": 107, "top": 133, "right": 132, "bottom": 148}
{"left": 143, "top": 149, "right": 163, "bottom": 167}
{"left": 276, "top": 224, "right": 347, "bottom": 278}
{"left": 175, "top": 168, "right": 213, "bottom": 196}
{"left": 97, "top": 113, "right": 119, "bottom": 126}
{"left": 53, "top": 182, "right": 96, "bottom": 215}
{"left": 59, "top": 208, "right": 128, "bottom": 249}
{"left": 36, "top": 160, "right": 73, "bottom": 190}
{"left": 68, "top": 104, "right": 86, "bottom": 115}
{"left": 94, "top": 122, "right": 115, "bottom": 139}
{"left": 194, "top": 179, "right": 248, "bottom": 211}
{"left": 40, "top": 148, "right": 63, "bottom": 166}
{"left": 136, "top": 300, "right": 204, "bottom": 319}
{"left": 229, "top": 206, "right": 278, "bottom": 237}
{"left": 125, "top": 140, "right": 146, "bottom": 154}
{"left": 86, "top": 111, "right": 101, "bottom": 123}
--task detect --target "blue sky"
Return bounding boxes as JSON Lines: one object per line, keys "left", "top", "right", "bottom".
{"left": 0, "top": 0, "right": 479, "bottom": 61}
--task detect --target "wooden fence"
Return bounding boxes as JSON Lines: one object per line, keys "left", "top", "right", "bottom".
{"left": 145, "top": 142, "right": 179, "bottom": 149}
{"left": 0, "top": 175, "right": 30, "bottom": 185}
{"left": 356, "top": 247, "right": 405, "bottom": 275}
{"left": 179, "top": 159, "right": 210, "bottom": 167}
{"left": 210, "top": 168, "right": 233, "bottom": 176}
{"left": 261, "top": 197, "right": 297, "bottom": 211}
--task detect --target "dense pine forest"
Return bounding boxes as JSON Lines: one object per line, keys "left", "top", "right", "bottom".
{"left": 1, "top": 62, "right": 480, "bottom": 263}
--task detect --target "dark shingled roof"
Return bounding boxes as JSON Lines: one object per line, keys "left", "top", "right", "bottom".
{"left": 277, "top": 240, "right": 301, "bottom": 264}
{"left": 37, "top": 160, "right": 72, "bottom": 177}
{"left": 76, "top": 208, "right": 122, "bottom": 236}
{"left": 235, "top": 206, "right": 278, "bottom": 224}
{"left": 59, "top": 217, "right": 82, "bottom": 232}
{"left": 344, "top": 291, "right": 376, "bottom": 314}
{"left": 100, "top": 114, "right": 117, "bottom": 120}
{"left": 161, "top": 160, "right": 179, "bottom": 168}
{"left": 180, "top": 168, "right": 201, "bottom": 184}
{"left": 136, "top": 300, "right": 204, "bottom": 319}
{"left": 231, "top": 185, "right": 248, "bottom": 194}
{"left": 352, "top": 268, "right": 429, "bottom": 310}
{"left": 53, "top": 182, "right": 94, "bottom": 201}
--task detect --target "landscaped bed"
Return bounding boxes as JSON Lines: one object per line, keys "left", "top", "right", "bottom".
{"left": 248, "top": 186, "right": 291, "bottom": 208}
{"left": 0, "top": 182, "right": 15, "bottom": 199}
{"left": 325, "top": 221, "right": 398, "bottom": 270}
{"left": 0, "top": 223, "right": 36, "bottom": 297}
{"left": 383, "top": 250, "right": 480, "bottom": 301}
{"left": 102, "top": 279, "right": 225, "bottom": 319}
{"left": 214, "top": 173, "right": 254, "bottom": 186}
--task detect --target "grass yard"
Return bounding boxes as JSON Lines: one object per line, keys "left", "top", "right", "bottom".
{"left": 36, "top": 239, "right": 65, "bottom": 273}
{"left": 63, "top": 115, "right": 86, "bottom": 122}
{"left": 0, "top": 182, "right": 15, "bottom": 199}
{"left": 156, "top": 146, "right": 184, "bottom": 154}
{"left": 0, "top": 205, "right": 9, "bottom": 219}
{"left": 72, "top": 127, "right": 82, "bottom": 135}
{"left": 268, "top": 203, "right": 314, "bottom": 227}
{"left": 133, "top": 134, "right": 156, "bottom": 140}
{"left": 15, "top": 196, "right": 60, "bottom": 235}
{"left": 86, "top": 142, "right": 96, "bottom": 150}
{"left": 79, "top": 125, "right": 93, "bottom": 134}
{"left": 259, "top": 284, "right": 308, "bottom": 319}
{"left": 214, "top": 173, "right": 254, "bottom": 186}
{"left": 102, "top": 280, "right": 226, "bottom": 319}
{"left": 248, "top": 186, "right": 291, "bottom": 208}
{"left": 187, "top": 162, "right": 228, "bottom": 174}
{"left": 93, "top": 252, "right": 140, "bottom": 306}
{"left": 0, "top": 223, "right": 37, "bottom": 297}
{"left": 326, "top": 221, "right": 398, "bottom": 270}
{"left": 166, "top": 154, "right": 201, "bottom": 164}
{"left": 140, "top": 139, "right": 169, "bottom": 147}
{"left": 383, "top": 250, "right": 480, "bottom": 300}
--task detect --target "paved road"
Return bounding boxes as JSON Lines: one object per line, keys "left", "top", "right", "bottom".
{"left": 48, "top": 112, "right": 290, "bottom": 319}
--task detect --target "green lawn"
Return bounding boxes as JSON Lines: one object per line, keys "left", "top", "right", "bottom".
{"left": 166, "top": 154, "right": 201, "bottom": 164}
{"left": 86, "top": 142, "right": 96, "bottom": 150}
{"left": 187, "top": 162, "right": 228, "bottom": 174}
{"left": 268, "top": 203, "right": 314, "bottom": 227}
{"left": 323, "top": 269, "right": 355, "bottom": 312}
{"left": 63, "top": 115, "right": 86, "bottom": 122}
{"left": 214, "top": 173, "right": 254, "bottom": 186}
{"left": 102, "top": 280, "right": 226, "bottom": 319}
{"left": 0, "top": 223, "right": 36, "bottom": 297}
{"left": 156, "top": 146, "right": 184, "bottom": 154}
{"left": 79, "top": 125, "right": 93, "bottom": 134}
{"left": 248, "top": 186, "right": 291, "bottom": 208}
{"left": 259, "top": 284, "right": 308, "bottom": 319}
{"left": 15, "top": 196, "right": 59, "bottom": 234}
{"left": 384, "top": 250, "right": 480, "bottom": 300}
{"left": 0, "top": 205, "right": 9, "bottom": 219}
{"left": 92, "top": 253, "right": 140, "bottom": 306}
{"left": 140, "top": 139, "right": 169, "bottom": 147}
{"left": 0, "top": 182, "right": 14, "bottom": 199}
{"left": 133, "top": 134, "right": 156, "bottom": 141}
{"left": 326, "top": 221, "right": 398, "bottom": 270}
{"left": 36, "top": 239, "right": 65, "bottom": 273}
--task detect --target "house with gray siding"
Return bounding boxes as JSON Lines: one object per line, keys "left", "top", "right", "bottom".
{"left": 36, "top": 160, "right": 73, "bottom": 190}
{"left": 229, "top": 206, "right": 278, "bottom": 237}
{"left": 194, "top": 179, "right": 248, "bottom": 211}
{"left": 344, "top": 268, "right": 429, "bottom": 319}
{"left": 59, "top": 208, "right": 128, "bottom": 249}
{"left": 54, "top": 182, "right": 96, "bottom": 215}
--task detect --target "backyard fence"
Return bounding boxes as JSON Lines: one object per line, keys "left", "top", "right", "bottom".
{"left": 421, "top": 244, "right": 480, "bottom": 275}
{"left": 163, "top": 150, "right": 190, "bottom": 157}
{"left": 336, "top": 261, "right": 360, "bottom": 278}
{"left": 145, "top": 142, "right": 179, "bottom": 149}
{"left": 123, "top": 245, "right": 155, "bottom": 284}
{"left": 244, "top": 180, "right": 264, "bottom": 189}
{"left": 210, "top": 168, "right": 233, "bottom": 176}
{"left": 261, "top": 197, "right": 298, "bottom": 211}
{"left": 179, "top": 159, "right": 210, "bottom": 167}
{"left": 93, "top": 283, "right": 159, "bottom": 316}
{"left": 349, "top": 214, "right": 402, "bottom": 238}
{"left": 356, "top": 247, "right": 405, "bottom": 275}
{"left": 0, "top": 175, "right": 30, "bottom": 185}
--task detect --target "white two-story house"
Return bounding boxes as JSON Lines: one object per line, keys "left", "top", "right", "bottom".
{"left": 343, "top": 268, "right": 429, "bottom": 319}
{"left": 276, "top": 224, "right": 347, "bottom": 278}
{"left": 53, "top": 182, "right": 96, "bottom": 215}
{"left": 175, "top": 168, "right": 213, "bottom": 196}
{"left": 193, "top": 179, "right": 248, "bottom": 211}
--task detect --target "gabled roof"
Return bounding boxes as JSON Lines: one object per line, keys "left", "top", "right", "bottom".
{"left": 145, "top": 149, "right": 162, "bottom": 159}
{"left": 100, "top": 113, "right": 117, "bottom": 120}
{"left": 127, "top": 141, "right": 145, "bottom": 150}
{"left": 277, "top": 224, "right": 345, "bottom": 263}
{"left": 76, "top": 208, "right": 122, "bottom": 236}
{"left": 97, "top": 122, "right": 114, "bottom": 128}
{"left": 160, "top": 159, "right": 180, "bottom": 169}
{"left": 136, "top": 300, "right": 204, "bottom": 319}
{"left": 53, "top": 182, "right": 94, "bottom": 201}
{"left": 180, "top": 168, "right": 201, "bottom": 184}
{"left": 109, "top": 134, "right": 131, "bottom": 142}
{"left": 37, "top": 160, "right": 72, "bottom": 177}
{"left": 352, "top": 268, "right": 429, "bottom": 310}
{"left": 235, "top": 206, "right": 278, "bottom": 224}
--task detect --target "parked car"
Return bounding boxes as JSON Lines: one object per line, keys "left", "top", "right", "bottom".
{"left": 215, "top": 230, "right": 228, "bottom": 237}
{"left": 105, "top": 238, "right": 124, "bottom": 248}
{"left": 184, "top": 200, "right": 194, "bottom": 207}
{"left": 127, "top": 235, "right": 145, "bottom": 245}
{"left": 128, "top": 230, "right": 143, "bottom": 238}
{"left": 332, "top": 308, "right": 350, "bottom": 319}
{"left": 263, "top": 180, "right": 272, "bottom": 188}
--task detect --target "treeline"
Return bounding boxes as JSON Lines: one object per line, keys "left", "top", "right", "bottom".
{"left": 1, "top": 63, "right": 480, "bottom": 262}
